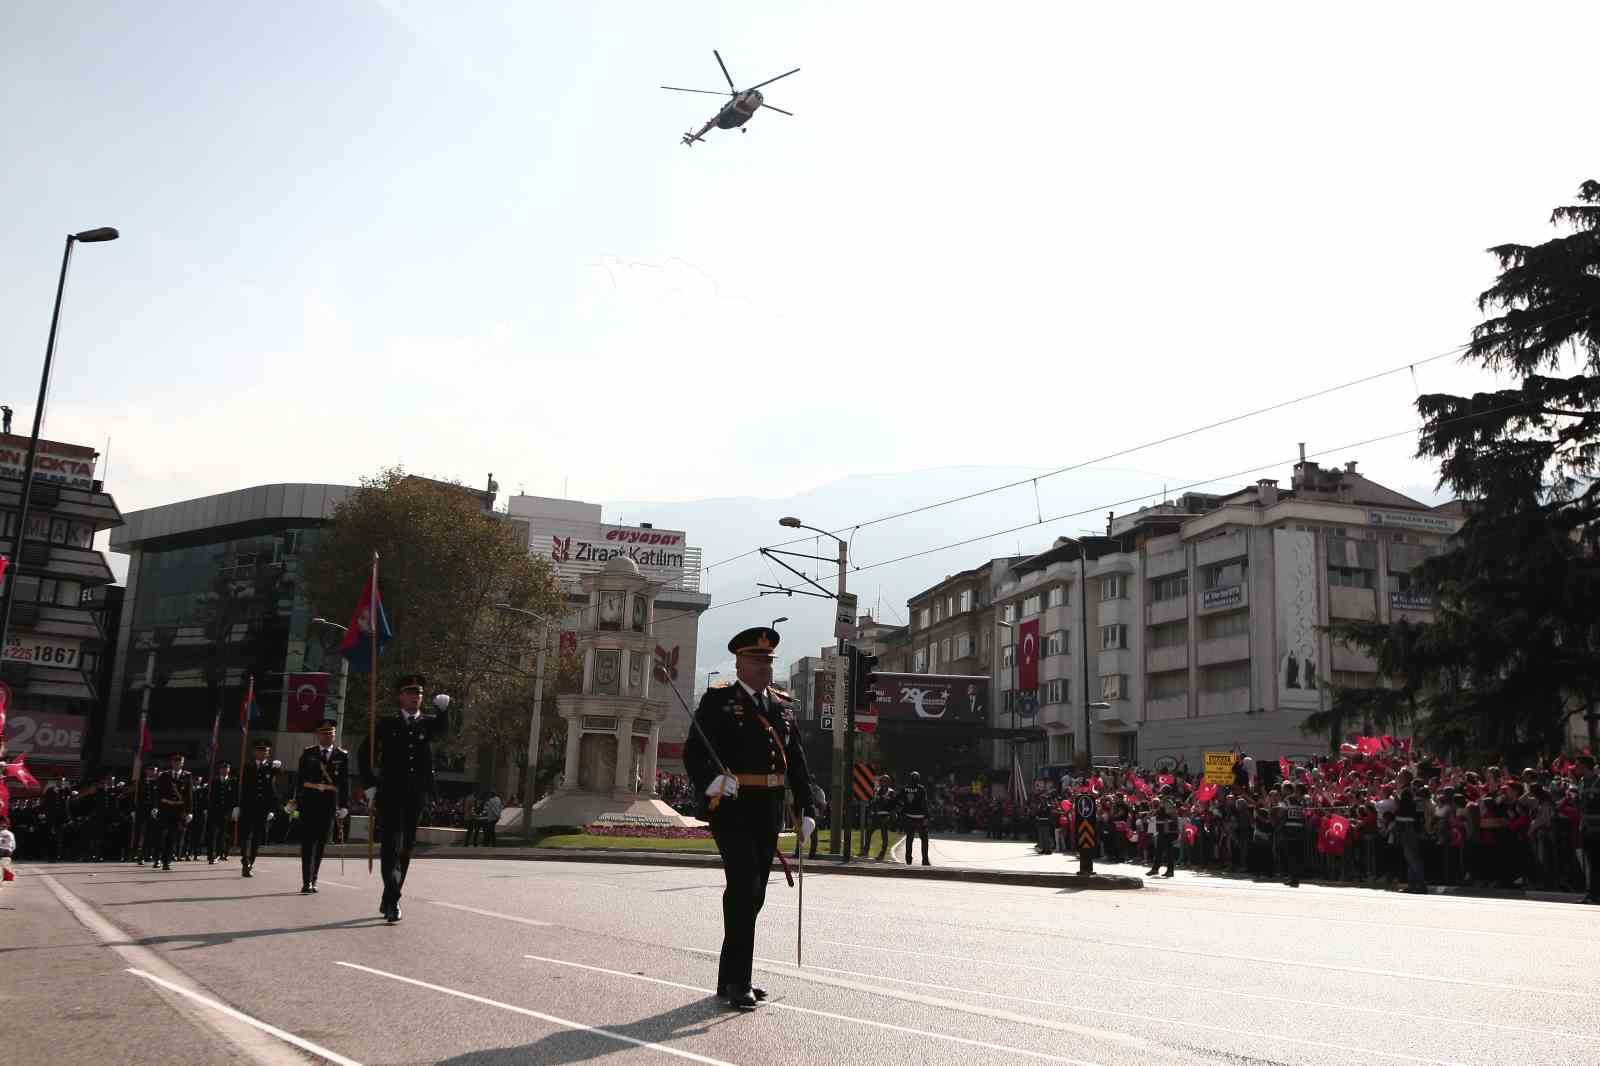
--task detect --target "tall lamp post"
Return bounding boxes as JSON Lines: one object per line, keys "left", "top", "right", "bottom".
{"left": 1057, "top": 534, "right": 1118, "bottom": 768}
{"left": 309, "top": 619, "right": 352, "bottom": 735}
{"left": 0, "top": 227, "right": 119, "bottom": 654}
{"left": 778, "top": 516, "right": 848, "bottom": 856}
{"left": 495, "top": 602, "right": 557, "bottom": 842}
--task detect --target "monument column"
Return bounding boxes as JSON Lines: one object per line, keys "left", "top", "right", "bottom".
{"left": 614, "top": 718, "right": 636, "bottom": 791}
{"left": 562, "top": 723, "right": 582, "bottom": 791}
{"left": 641, "top": 723, "right": 660, "bottom": 795}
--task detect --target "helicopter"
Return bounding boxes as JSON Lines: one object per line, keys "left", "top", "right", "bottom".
{"left": 661, "top": 50, "right": 799, "bottom": 146}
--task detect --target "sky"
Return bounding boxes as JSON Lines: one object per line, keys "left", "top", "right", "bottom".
{"left": 3, "top": 2, "right": 1597, "bottom": 673}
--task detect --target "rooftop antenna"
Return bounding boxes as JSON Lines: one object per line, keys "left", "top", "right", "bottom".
{"left": 103, "top": 436, "right": 112, "bottom": 484}
{"left": 1298, "top": 442, "right": 1306, "bottom": 462}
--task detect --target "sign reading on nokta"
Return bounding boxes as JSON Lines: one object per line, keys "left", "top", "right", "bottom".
{"left": 0, "top": 434, "right": 99, "bottom": 490}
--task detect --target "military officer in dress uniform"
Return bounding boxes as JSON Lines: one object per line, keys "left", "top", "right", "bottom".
{"left": 1147, "top": 792, "right": 1179, "bottom": 879}
{"left": 683, "top": 627, "right": 815, "bottom": 1012}
{"left": 296, "top": 718, "right": 351, "bottom": 893}
{"left": 359, "top": 673, "right": 445, "bottom": 923}
{"left": 236, "top": 740, "right": 283, "bottom": 878}
{"left": 151, "top": 752, "right": 194, "bottom": 871}
{"left": 208, "top": 762, "right": 237, "bottom": 863}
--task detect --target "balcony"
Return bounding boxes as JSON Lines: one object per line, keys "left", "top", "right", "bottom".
{"left": 1329, "top": 586, "right": 1377, "bottom": 622}
{"left": 1198, "top": 687, "right": 1250, "bottom": 716}
{"left": 19, "top": 541, "right": 51, "bottom": 567}
{"left": 1197, "top": 634, "right": 1249, "bottom": 666}
{"left": 1147, "top": 597, "right": 1186, "bottom": 625}
{"left": 1145, "top": 694, "right": 1188, "bottom": 722}
{"left": 1147, "top": 643, "right": 1188, "bottom": 673}
{"left": 1096, "top": 702, "right": 1138, "bottom": 730}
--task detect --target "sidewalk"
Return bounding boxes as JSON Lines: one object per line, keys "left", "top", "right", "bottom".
{"left": 255, "top": 834, "right": 1142, "bottom": 890}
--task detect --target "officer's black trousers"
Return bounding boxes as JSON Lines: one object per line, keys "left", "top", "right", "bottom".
{"left": 1584, "top": 836, "right": 1600, "bottom": 900}
{"left": 208, "top": 815, "right": 230, "bottom": 860}
{"left": 903, "top": 818, "right": 929, "bottom": 864}
{"left": 1282, "top": 830, "right": 1305, "bottom": 884}
{"left": 378, "top": 787, "right": 425, "bottom": 908}
{"left": 300, "top": 798, "right": 335, "bottom": 885}
{"left": 1149, "top": 834, "right": 1174, "bottom": 875}
{"left": 155, "top": 811, "right": 183, "bottom": 866}
{"left": 239, "top": 810, "right": 271, "bottom": 869}
{"left": 863, "top": 819, "right": 892, "bottom": 857}
{"left": 710, "top": 790, "right": 781, "bottom": 996}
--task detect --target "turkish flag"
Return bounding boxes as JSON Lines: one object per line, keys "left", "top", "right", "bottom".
{"left": 1318, "top": 814, "right": 1351, "bottom": 855}
{"left": 1182, "top": 823, "right": 1197, "bottom": 846}
{"left": 1357, "top": 736, "right": 1382, "bottom": 757}
{"left": 1017, "top": 618, "right": 1040, "bottom": 692}
{"left": 286, "top": 673, "right": 330, "bottom": 733}
{"left": 3, "top": 756, "right": 39, "bottom": 791}
{"left": 1195, "top": 782, "right": 1217, "bottom": 804}
{"left": 1157, "top": 773, "right": 1174, "bottom": 787}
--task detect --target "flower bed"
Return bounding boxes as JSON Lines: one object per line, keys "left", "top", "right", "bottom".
{"left": 582, "top": 822, "right": 712, "bottom": 839}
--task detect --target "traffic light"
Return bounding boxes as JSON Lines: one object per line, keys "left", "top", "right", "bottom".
{"left": 851, "top": 647, "right": 881, "bottom": 710}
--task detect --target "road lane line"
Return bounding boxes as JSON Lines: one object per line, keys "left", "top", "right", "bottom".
{"left": 41, "top": 874, "right": 361, "bottom": 1066}
{"left": 126, "top": 970, "right": 365, "bottom": 1066}
{"left": 522, "top": 953, "right": 1121, "bottom": 1066}
{"left": 426, "top": 899, "right": 554, "bottom": 926}
{"left": 334, "top": 961, "right": 738, "bottom": 1065}
{"left": 797, "top": 939, "right": 1592, "bottom": 1039}
{"left": 820, "top": 934, "right": 1583, "bottom": 999}
{"left": 738, "top": 952, "right": 1475, "bottom": 1066}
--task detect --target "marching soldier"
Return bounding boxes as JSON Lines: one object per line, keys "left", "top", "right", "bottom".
{"left": 296, "top": 718, "right": 351, "bottom": 893}
{"left": 236, "top": 740, "right": 283, "bottom": 878}
{"left": 208, "top": 762, "right": 237, "bottom": 863}
{"left": 152, "top": 752, "right": 194, "bottom": 871}
{"left": 359, "top": 673, "right": 445, "bottom": 923}
{"left": 683, "top": 627, "right": 815, "bottom": 1011}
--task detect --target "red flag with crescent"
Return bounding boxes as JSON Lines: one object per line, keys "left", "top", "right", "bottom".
{"left": 1017, "top": 618, "right": 1040, "bottom": 691}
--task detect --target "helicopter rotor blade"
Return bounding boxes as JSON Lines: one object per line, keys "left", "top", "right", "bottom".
{"left": 661, "top": 86, "right": 735, "bottom": 96}
{"left": 760, "top": 103, "right": 794, "bottom": 116}
{"left": 747, "top": 67, "right": 801, "bottom": 91}
{"left": 713, "top": 49, "right": 736, "bottom": 92}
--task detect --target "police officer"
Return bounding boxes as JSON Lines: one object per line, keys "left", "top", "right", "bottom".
{"left": 236, "top": 740, "right": 283, "bottom": 878}
{"left": 1147, "top": 791, "right": 1178, "bottom": 878}
{"left": 898, "top": 770, "right": 931, "bottom": 865}
{"left": 150, "top": 752, "right": 194, "bottom": 871}
{"left": 684, "top": 627, "right": 815, "bottom": 1012}
{"left": 208, "top": 762, "right": 237, "bottom": 863}
{"left": 297, "top": 718, "right": 351, "bottom": 894}
{"left": 359, "top": 673, "right": 446, "bottom": 923}
{"left": 1575, "top": 755, "right": 1600, "bottom": 904}
{"left": 864, "top": 775, "right": 896, "bottom": 859}
{"left": 1279, "top": 783, "right": 1307, "bottom": 887}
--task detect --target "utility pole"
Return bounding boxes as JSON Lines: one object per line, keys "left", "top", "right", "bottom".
{"left": 831, "top": 537, "right": 848, "bottom": 856}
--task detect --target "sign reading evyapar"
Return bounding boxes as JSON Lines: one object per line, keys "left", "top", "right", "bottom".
{"left": 535, "top": 518, "right": 692, "bottom": 588}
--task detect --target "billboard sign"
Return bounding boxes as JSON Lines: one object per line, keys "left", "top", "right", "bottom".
{"left": 0, "top": 435, "right": 98, "bottom": 490}
{"left": 865, "top": 673, "right": 989, "bottom": 723}
{"left": 534, "top": 518, "right": 692, "bottom": 588}
{"left": 3, "top": 710, "right": 86, "bottom": 760}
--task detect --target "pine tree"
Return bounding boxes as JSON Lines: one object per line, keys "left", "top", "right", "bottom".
{"left": 1311, "top": 182, "right": 1600, "bottom": 763}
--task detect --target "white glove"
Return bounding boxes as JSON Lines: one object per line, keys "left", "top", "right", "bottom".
{"left": 230, "top": 806, "right": 240, "bottom": 820}
{"left": 150, "top": 807, "right": 158, "bottom": 819}
{"left": 183, "top": 814, "right": 193, "bottom": 824}
{"left": 364, "top": 786, "right": 377, "bottom": 804}
{"left": 271, "top": 760, "right": 282, "bottom": 770}
{"left": 705, "top": 773, "right": 740, "bottom": 800}
{"left": 266, "top": 812, "right": 275, "bottom": 822}
{"left": 336, "top": 807, "right": 348, "bottom": 819}
{"left": 433, "top": 693, "right": 451, "bottom": 711}
{"left": 798, "top": 816, "right": 816, "bottom": 844}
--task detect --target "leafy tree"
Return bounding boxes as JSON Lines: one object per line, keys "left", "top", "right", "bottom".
{"left": 302, "top": 467, "right": 566, "bottom": 769}
{"left": 1311, "top": 182, "right": 1600, "bottom": 762}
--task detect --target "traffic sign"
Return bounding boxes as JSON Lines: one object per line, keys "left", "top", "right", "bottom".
{"left": 820, "top": 715, "right": 833, "bottom": 731}
{"left": 854, "top": 713, "right": 878, "bottom": 734}
{"left": 834, "top": 593, "right": 860, "bottom": 640}
{"left": 1076, "top": 818, "right": 1097, "bottom": 851}
{"left": 852, "top": 762, "right": 878, "bottom": 801}
{"left": 1073, "top": 794, "right": 1096, "bottom": 822}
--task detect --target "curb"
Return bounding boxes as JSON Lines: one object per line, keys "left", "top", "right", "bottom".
{"left": 254, "top": 844, "right": 1142, "bottom": 890}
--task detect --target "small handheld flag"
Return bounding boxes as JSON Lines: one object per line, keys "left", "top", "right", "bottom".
{"left": 340, "top": 570, "right": 393, "bottom": 675}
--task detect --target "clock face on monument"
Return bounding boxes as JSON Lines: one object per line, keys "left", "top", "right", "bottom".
{"left": 598, "top": 592, "right": 624, "bottom": 630}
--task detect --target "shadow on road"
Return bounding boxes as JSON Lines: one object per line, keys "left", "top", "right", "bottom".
{"left": 432, "top": 998, "right": 740, "bottom": 1065}
{"left": 105, "top": 915, "right": 383, "bottom": 951}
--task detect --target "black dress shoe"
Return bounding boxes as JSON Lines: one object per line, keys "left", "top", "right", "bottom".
{"left": 163, "top": 863, "right": 172, "bottom": 871}
{"left": 301, "top": 885, "right": 314, "bottom": 894}
{"left": 309, "top": 883, "right": 318, "bottom": 893}
{"left": 242, "top": 867, "right": 252, "bottom": 878}
{"left": 725, "top": 989, "right": 758, "bottom": 1011}
{"left": 749, "top": 986, "right": 768, "bottom": 1001}
{"left": 384, "top": 905, "right": 402, "bottom": 923}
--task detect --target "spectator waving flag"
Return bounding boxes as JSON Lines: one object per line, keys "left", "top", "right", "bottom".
{"left": 339, "top": 563, "right": 393, "bottom": 674}
{"left": 1318, "top": 813, "right": 1351, "bottom": 856}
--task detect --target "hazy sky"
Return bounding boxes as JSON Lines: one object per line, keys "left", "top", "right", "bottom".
{"left": 4, "top": 3, "right": 1596, "bottom": 589}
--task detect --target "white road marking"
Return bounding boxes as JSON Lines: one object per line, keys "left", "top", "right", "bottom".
{"left": 127, "top": 969, "right": 365, "bottom": 1066}
{"left": 738, "top": 952, "right": 1476, "bottom": 1065}
{"left": 426, "top": 900, "right": 554, "bottom": 926}
{"left": 41, "top": 874, "right": 361, "bottom": 1066}
{"left": 789, "top": 939, "right": 1593, "bottom": 1039}
{"left": 821, "top": 934, "right": 1584, "bottom": 999}
{"left": 523, "top": 953, "right": 1117, "bottom": 1066}
{"left": 335, "top": 961, "right": 738, "bottom": 1065}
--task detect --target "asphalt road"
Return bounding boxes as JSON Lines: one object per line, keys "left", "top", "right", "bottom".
{"left": 8, "top": 847, "right": 1598, "bottom": 1066}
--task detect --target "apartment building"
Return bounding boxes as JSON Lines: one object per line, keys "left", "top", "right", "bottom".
{"left": 905, "top": 559, "right": 1021, "bottom": 677}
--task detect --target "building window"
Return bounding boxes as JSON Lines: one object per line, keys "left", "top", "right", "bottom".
{"left": 1044, "top": 678, "right": 1069, "bottom": 704}
{"left": 1148, "top": 669, "right": 1188, "bottom": 700}
{"left": 1329, "top": 566, "right": 1374, "bottom": 589}
{"left": 1330, "top": 670, "right": 1379, "bottom": 689}
{"left": 1045, "top": 629, "right": 1068, "bottom": 657}
{"left": 1200, "top": 661, "right": 1251, "bottom": 692}
{"left": 917, "top": 608, "right": 930, "bottom": 630}
{"left": 1046, "top": 586, "right": 1067, "bottom": 609}
{"left": 1100, "top": 674, "right": 1128, "bottom": 701}
{"left": 933, "top": 601, "right": 944, "bottom": 622}
{"left": 1050, "top": 733, "right": 1070, "bottom": 763}
{"left": 1200, "top": 610, "right": 1248, "bottom": 640}
{"left": 980, "top": 628, "right": 990, "bottom": 655}
{"left": 1099, "top": 623, "right": 1128, "bottom": 651}
{"left": 914, "top": 648, "right": 928, "bottom": 673}
{"left": 1001, "top": 603, "right": 1016, "bottom": 623}
{"left": 1148, "top": 621, "right": 1188, "bottom": 648}
{"left": 946, "top": 595, "right": 955, "bottom": 618}
{"left": 929, "top": 642, "right": 940, "bottom": 671}
{"left": 955, "top": 633, "right": 975, "bottom": 659}
{"left": 1023, "top": 593, "right": 1042, "bottom": 616}
{"left": 1099, "top": 574, "right": 1127, "bottom": 601}
{"left": 1150, "top": 573, "right": 1188, "bottom": 602}
{"left": 1201, "top": 559, "right": 1246, "bottom": 590}
{"left": 1001, "top": 643, "right": 1015, "bottom": 667}
{"left": 958, "top": 589, "right": 973, "bottom": 613}
{"left": 940, "top": 637, "right": 953, "bottom": 664}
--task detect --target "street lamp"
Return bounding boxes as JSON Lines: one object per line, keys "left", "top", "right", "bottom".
{"left": 0, "top": 227, "right": 120, "bottom": 655}
{"left": 770, "top": 616, "right": 789, "bottom": 628}
{"left": 495, "top": 602, "right": 558, "bottom": 841}
{"left": 706, "top": 670, "right": 720, "bottom": 690}
{"left": 1056, "top": 534, "right": 1109, "bottom": 768}
{"left": 778, "top": 516, "right": 850, "bottom": 857}
{"left": 309, "top": 618, "right": 351, "bottom": 736}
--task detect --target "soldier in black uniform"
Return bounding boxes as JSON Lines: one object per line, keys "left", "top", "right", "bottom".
{"left": 1147, "top": 792, "right": 1178, "bottom": 878}
{"left": 1279, "top": 783, "right": 1308, "bottom": 888}
{"left": 359, "top": 673, "right": 445, "bottom": 923}
{"left": 297, "top": 718, "right": 351, "bottom": 893}
{"left": 683, "top": 627, "right": 815, "bottom": 1012}
{"left": 898, "top": 771, "right": 931, "bottom": 865}
{"left": 864, "top": 775, "right": 896, "bottom": 859}
{"left": 208, "top": 762, "right": 236, "bottom": 863}
{"left": 152, "top": 752, "right": 194, "bottom": 871}
{"left": 236, "top": 740, "right": 283, "bottom": 877}
{"left": 1575, "top": 755, "right": 1600, "bottom": 904}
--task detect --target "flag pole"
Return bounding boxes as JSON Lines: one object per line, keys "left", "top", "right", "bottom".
{"left": 129, "top": 710, "right": 147, "bottom": 858}
{"left": 234, "top": 674, "right": 253, "bottom": 851}
{"left": 367, "top": 550, "right": 379, "bottom": 875}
